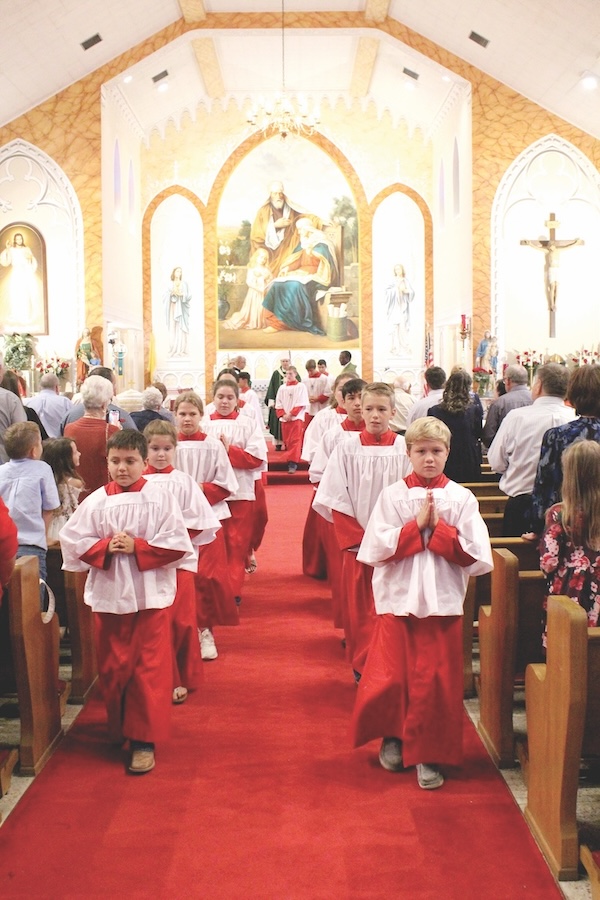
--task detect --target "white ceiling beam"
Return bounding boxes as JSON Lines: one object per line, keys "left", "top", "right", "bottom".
{"left": 192, "top": 38, "right": 224, "bottom": 99}
{"left": 364, "top": 0, "right": 390, "bottom": 24}
{"left": 350, "top": 37, "right": 379, "bottom": 98}
{"left": 178, "top": 0, "right": 206, "bottom": 23}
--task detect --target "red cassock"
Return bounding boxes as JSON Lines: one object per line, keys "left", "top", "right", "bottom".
{"left": 302, "top": 495, "right": 327, "bottom": 580}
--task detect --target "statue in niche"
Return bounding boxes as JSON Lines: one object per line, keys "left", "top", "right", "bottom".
{"left": 163, "top": 266, "right": 191, "bottom": 358}
{"left": 385, "top": 264, "right": 414, "bottom": 356}
{"left": 75, "top": 327, "right": 102, "bottom": 388}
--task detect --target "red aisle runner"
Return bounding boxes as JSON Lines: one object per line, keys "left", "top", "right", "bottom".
{"left": 0, "top": 484, "right": 560, "bottom": 899}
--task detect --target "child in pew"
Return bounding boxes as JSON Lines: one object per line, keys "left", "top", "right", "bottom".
{"left": 351, "top": 417, "right": 493, "bottom": 789}
{"left": 143, "top": 419, "right": 221, "bottom": 705}
{"left": 59, "top": 429, "right": 194, "bottom": 775}
{"left": 0, "top": 422, "right": 60, "bottom": 608}
{"left": 539, "top": 440, "right": 600, "bottom": 643}
{"left": 42, "top": 437, "right": 84, "bottom": 544}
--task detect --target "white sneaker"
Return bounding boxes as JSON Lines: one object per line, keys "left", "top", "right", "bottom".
{"left": 199, "top": 628, "right": 218, "bottom": 660}
{"left": 416, "top": 763, "right": 444, "bottom": 790}
{"left": 379, "top": 737, "right": 403, "bottom": 772}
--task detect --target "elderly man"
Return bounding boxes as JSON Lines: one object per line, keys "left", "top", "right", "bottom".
{"left": 61, "top": 366, "right": 137, "bottom": 432}
{"left": 262, "top": 218, "right": 337, "bottom": 336}
{"left": 482, "top": 363, "right": 532, "bottom": 448}
{"left": 251, "top": 181, "right": 305, "bottom": 276}
{"left": 25, "top": 372, "right": 72, "bottom": 437}
{"left": 389, "top": 376, "right": 415, "bottom": 434}
{"left": 405, "top": 366, "right": 446, "bottom": 426}
{"left": 487, "top": 363, "right": 575, "bottom": 535}
{"left": 0, "top": 352, "right": 27, "bottom": 463}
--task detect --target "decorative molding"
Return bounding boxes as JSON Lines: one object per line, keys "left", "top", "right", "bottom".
{"left": 102, "top": 84, "right": 146, "bottom": 142}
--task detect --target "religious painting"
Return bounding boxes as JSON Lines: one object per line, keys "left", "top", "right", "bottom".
{"left": 0, "top": 222, "right": 48, "bottom": 335}
{"left": 217, "top": 138, "right": 359, "bottom": 352}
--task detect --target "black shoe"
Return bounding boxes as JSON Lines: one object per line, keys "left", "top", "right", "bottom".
{"left": 288, "top": 462, "right": 298, "bottom": 474}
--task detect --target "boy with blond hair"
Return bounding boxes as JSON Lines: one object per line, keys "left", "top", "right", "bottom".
{"left": 352, "top": 417, "right": 492, "bottom": 789}
{"left": 313, "top": 383, "right": 411, "bottom": 675}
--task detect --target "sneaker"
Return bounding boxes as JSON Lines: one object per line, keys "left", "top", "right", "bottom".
{"left": 199, "top": 628, "right": 218, "bottom": 660}
{"left": 416, "top": 763, "right": 444, "bottom": 790}
{"left": 379, "top": 737, "right": 403, "bottom": 772}
{"left": 129, "top": 741, "right": 155, "bottom": 774}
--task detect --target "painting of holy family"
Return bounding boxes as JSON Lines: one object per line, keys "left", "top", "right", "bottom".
{"left": 217, "top": 140, "right": 359, "bottom": 351}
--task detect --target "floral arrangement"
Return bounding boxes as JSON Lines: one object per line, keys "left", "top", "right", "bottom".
{"left": 35, "top": 356, "right": 71, "bottom": 378}
{"left": 218, "top": 267, "right": 237, "bottom": 300}
{"left": 2, "top": 332, "right": 35, "bottom": 371}
{"left": 472, "top": 366, "right": 493, "bottom": 395}
{"left": 571, "top": 348, "right": 599, "bottom": 367}
{"left": 515, "top": 349, "right": 543, "bottom": 386}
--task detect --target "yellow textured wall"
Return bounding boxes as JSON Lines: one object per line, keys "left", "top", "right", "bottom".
{"left": 0, "top": 10, "right": 598, "bottom": 357}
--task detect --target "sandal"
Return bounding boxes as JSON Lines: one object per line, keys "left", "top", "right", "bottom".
{"left": 245, "top": 553, "right": 257, "bottom": 575}
{"left": 172, "top": 686, "right": 188, "bottom": 705}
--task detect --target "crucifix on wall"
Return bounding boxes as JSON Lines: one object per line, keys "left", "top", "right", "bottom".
{"left": 520, "top": 213, "right": 584, "bottom": 338}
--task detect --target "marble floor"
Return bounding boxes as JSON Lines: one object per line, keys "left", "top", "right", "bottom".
{"left": 0, "top": 656, "right": 598, "bottom": 898}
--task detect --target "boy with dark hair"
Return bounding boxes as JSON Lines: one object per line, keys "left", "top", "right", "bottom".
{"left": 60, "top": 428, "right": 194, "bottom": 775}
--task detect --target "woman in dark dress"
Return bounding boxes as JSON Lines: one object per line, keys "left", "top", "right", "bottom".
{"left": 1, "top": 370, "right": 49, "bottom": 440}
{"left": 428, "top": 369, "right": 482, "bottom": 483}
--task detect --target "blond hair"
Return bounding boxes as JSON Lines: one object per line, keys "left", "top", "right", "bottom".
{"left": 405, "top": 416, "right": 451, "bottom": 450}
{"left": 561, "top": 440, "right": 600, "bottom": 550}
{"left": 4, "top": 421, "right": 40, "bottom": 459}
{"left": 143, "top": 419, "right": 178, "bottom": 444}
{"left": 173, "top": 391, "right": 204, "bottom": 416}
{"left": 362, "top": 382, "right": 395, "bottom": 406}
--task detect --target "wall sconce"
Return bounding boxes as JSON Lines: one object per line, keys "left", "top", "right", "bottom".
{"left": 459, "top": 314, "right": 471, "bottom": 346}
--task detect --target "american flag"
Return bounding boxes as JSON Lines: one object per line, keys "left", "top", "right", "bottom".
{"left": 424, "top": 326, "right": 433, "bottom": 368}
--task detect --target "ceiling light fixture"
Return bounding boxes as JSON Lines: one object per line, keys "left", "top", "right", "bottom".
{"left": 580, "top": 70, "right": 599, "bottom": 90}
{"left": 246, "top": 0, "right": 319, "bottom": 140}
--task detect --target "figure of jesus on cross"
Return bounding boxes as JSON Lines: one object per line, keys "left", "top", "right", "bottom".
{"left": 520, "top": 212, "right": 584, "bottom": 337}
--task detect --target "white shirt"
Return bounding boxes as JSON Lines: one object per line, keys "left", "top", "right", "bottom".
{"left": 25, "top": 389, "right": 73, "bottom": 438}
{"left": 487, "top": 396, "right": 576, "bottom": 496}
{"left": 59, "top": 482, "right": 194, "bottom": 614}
{"left": 358, "top": 479, "right": 493, "bottom": 617}
{"left": 313, "top": 433, "right": 411, "bottom": 529}
{"left": 301, "top": 406, "right": 346, "bottom": 463}
{"left": 302, "top": 373, "right": 330, "bottom": 416}
{"left": 275, "top": 381, "right": 309, "bottom": 421}
{"left": 405, "top": 388, "right": 444, "bottom": 426}
{"left": 390, "top": 389, "right": 415, "bottom": 432}
{"left": 175, "top": 437, "right": 239, "bottom": 520}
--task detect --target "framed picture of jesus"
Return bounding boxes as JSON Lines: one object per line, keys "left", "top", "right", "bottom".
{"left": 0, "top": 222, "right": 48, "bottom": 335}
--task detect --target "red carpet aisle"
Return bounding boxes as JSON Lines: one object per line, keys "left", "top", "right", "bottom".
{"left": 0, "top": 484, "right": 560, "bottom": 899}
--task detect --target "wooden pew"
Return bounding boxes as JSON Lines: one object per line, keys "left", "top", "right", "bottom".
{"left": 6, "top": 557, "right": 65, "bottom": 776}
{"left": 477, "top": 548, "right": 546, "bottom": 767}
{"left": 462, "top": 481, "right": 503, "bottom": 498}
{"left": 477, "top": 495, "right": 508, "bottom": 516}
{"left": 482, "top": 512, "right": 503, "bottom": 537}
{"left": 462, "top": 537, "right": 540, "bottom": 697}
{"left": 63, "top": 570, "right": 97, "bottom": 703}
{"left": 524, "top": 595, "right": 600, "bottom": 881}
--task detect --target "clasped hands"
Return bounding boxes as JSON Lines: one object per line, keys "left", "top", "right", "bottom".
{"left": 416, "top": 490, "right": 439, "bottom": 532}
{"left": 109, "top": 531, "right": 135, "bottom": 554}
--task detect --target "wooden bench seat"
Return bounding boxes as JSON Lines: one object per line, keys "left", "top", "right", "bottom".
{"left": 477, "top": 495, "right": 508, "bottom": 516}
{"left": 524, "top": 595, "right": 600, "bottom": 882}
{"left": 482, "top": 512, "right": 503, "bottom": 537}
{"left": 477, "top": 548, "right": 546, "bottom": 767}
{"left": 63, "top": 570, "right": 97, "bottom": 703}
{"left": 4, "top": 556, "right": 65, "bottom": 778}
{"left": 462, "top": 481, "right": 503, "bottom": 497}
{"left": 462, "top": 537, "right": 540, "bottom": 697}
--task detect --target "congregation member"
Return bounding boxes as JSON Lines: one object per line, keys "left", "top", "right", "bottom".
{"left": 313, "top": 383, "right": 412, "bottom": 679}
{"left": 61, "top": 366, "right": 137, "bottom": 432}
{"left": 389, "top": 376, "right": 415, "bottom": 434}
{"left": 0, "top": 422, "right": 59, "bottom": 608}
{"left": 275, "top": 366, "right": 309, "bottom": 474}
{"left": 302, "top": 358, "right": 330, "bottom": 426}
{"left": 64, "top": 374, "right": 121, "bottom": 501}
{"left": 0, "top": 353, "right": 27, "bottom": 464}
{"left": 130, "top": 386, "right": 172, "bottom": 431}
{"left": 24, "top": 373, "right": 72, "bottom": 438}
{"left": 405, "top": 366, "right": 446, "bottom": 426}
{"left": 203, "top": 378, "right": 267, "bottom": 607}
{"left": 482, "top": 363, "right": 531, "bottom": 448}
{"left": 528, "top": 364, "right": 600, "bottom": 537}
{"left": 60, "top": 429, "right": 194, "bottom": 775}
{"left": 174, "top": 391, "right": 239, "bottom": 662}
{"left": 352, "top": 417, "right": 493, "bottom": 789}
{"left": 143, "top": 420, "right": 220, "bottom": 705}
{"left": 428, "top": 370, "right": 482, "bottom": 483}
{"left": 1, "top": 369, "right": 48, "bottom": 440}
{"left": 487, "top": 363, "right": 574, "bottom": 535}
